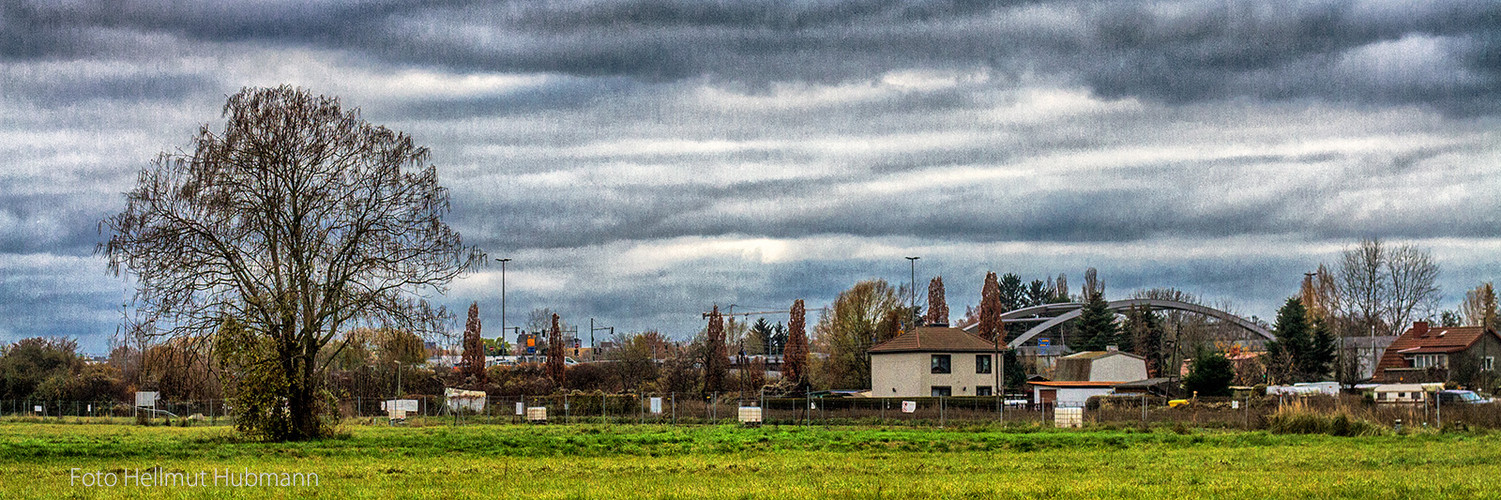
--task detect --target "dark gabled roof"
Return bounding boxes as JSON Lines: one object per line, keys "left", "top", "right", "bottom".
{"left": 868, "top": 326, "right": 998, "bottom": 354}
{"left": 1375, "top": 323, "right": 1501, "bottom": 380}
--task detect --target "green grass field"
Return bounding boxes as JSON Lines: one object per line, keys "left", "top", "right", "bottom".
{"left": 2, "top": 420, "right": 1499, "bottom": 499}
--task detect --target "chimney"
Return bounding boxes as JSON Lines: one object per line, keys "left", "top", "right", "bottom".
{"left": 1413, "top": 321, "right": 1430, "bottom": 337}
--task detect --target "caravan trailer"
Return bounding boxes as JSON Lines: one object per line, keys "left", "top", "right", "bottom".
{"left": 1370, "top": 383, "right": 1443, "bottom": 404}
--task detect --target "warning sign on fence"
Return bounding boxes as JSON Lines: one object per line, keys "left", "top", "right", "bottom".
{"left": 650, "top": 397, "right": 663, "bottom": 414}
{"left": 901, "top": 401, "right": 916, "bottom": 413}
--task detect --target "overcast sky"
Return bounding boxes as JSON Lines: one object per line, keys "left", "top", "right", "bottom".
{"left": 4, "top": 0, "right": 1501, "bottom": 354}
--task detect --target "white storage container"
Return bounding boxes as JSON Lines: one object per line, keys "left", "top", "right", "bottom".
{"left": 738, "top": 406, "right": 762, "bottom": 426}
{"left": 1054, "top": 407, "right": 1083, "bottom": 428}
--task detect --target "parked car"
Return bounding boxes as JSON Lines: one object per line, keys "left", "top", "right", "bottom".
{"left": 1437, "top": 390, "right": 1492, "bottom": 405}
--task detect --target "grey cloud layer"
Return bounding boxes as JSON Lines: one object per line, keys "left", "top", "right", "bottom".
{"left": 6, "top": 1, "right": 1500, "bottom": 111}
{"left": 2, "top": 0, "right": 1499, "bottom": 350}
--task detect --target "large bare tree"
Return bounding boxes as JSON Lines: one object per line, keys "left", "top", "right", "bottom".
{"left": 1461, "top": 283, "right": 1498, "bottom": 330}
{"left": 1333, "top": 238, "right": 1440, "bottom": 337}
{"left": 1338, "top": 238, "right": 1389, "bottom": 337}
{"left": 1384, "top": 244, "right": 1440, "bottom": 335}
{"left": 102, "top": 86, "right": 482, "bottom": 440}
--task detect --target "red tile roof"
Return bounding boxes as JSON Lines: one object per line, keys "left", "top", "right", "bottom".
{"left": 1374, "top": 322, "right": 1501, "bottom": 381}
{"left": 868, "top": 326, "right": 999, "bottom": 354}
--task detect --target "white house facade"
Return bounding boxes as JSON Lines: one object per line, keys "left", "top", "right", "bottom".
{"left": 869, "top": 326, "right": 1003, "bottom": 398}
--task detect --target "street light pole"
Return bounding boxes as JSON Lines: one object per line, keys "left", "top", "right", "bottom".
{"left": 497, "top": 258, "right": 511, "bottom": 345}
{"left": 905, "top": 257, "right": 920, "bottom": 330}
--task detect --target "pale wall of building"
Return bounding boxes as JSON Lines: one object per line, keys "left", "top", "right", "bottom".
{"left": 871, "top": 351, "right": 999, "bottom": 398}
{"left": 1031, "top": 387, "right": 1116, "bottom": 407}
{"left": 1088, "top": 354, "right": 1148, "bottom": 381}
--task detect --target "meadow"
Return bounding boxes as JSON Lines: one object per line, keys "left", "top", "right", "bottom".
{"left": 2, "top": 419, "right": 1499, "bottom": 499}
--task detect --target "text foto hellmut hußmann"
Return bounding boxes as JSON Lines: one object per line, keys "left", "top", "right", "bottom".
{"left": 70, "top": 467, "right": 319, "bottom": 488}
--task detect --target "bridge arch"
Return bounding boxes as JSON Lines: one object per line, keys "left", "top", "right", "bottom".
{"left": 963, "top": 299, "right": 1273, "bottom": 349}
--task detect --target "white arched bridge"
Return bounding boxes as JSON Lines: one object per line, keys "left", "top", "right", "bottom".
{"left": 961, "top": 298, "right": 1274, "bottom": 349}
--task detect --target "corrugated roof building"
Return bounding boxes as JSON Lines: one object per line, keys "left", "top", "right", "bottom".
{"left": 1051, "top": 350, "right": 1148, "bottom": 382}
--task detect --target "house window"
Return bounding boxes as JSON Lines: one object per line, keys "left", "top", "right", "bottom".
{"left": 931, "top": 354, "right": 951, "bottom": 374}
{"left": 977, "top": 386, "right": 993, "bottom": 396}
{"left": 1485, "top": 357, "right": 1495, "bottom": 371}
{"left": 1412, "top": 354, "right": 1448, "bottom": 369}
{"left": 976, "top": 354, "right": 992, "bottom": 374}
{"left": 931, "top": 386, "right": 952, "bottom": 397}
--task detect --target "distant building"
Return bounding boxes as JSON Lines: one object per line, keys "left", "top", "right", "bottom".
{"left": 1373, "top": 321, "right": 1501, "bottom": 383}
{"left": 1342, "top": 335, "right": 1398, "bottom": 381}
{"left": 1027, "top": 381, "right": 1120, "bottom": 407}
{"left": 869, "top": 326, "right": 1002, "bottom": 398}
{"left": 1051, "top": 350, "right": 1148, "bottom": 382}
{"left": 1028, "top": 350, "right": 1149, "bottom": 407}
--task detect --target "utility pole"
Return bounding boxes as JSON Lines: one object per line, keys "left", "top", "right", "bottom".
{"left": 496, "top": 257, "right": 511, "bottom": 345}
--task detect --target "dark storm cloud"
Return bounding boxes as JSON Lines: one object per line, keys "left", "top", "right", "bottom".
{"left": 7, "top": 1, "right": 1500, "bottom": 112}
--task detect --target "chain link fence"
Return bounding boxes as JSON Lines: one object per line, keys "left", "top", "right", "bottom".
{"left": 5, "top": 393, "right": 1496, "bottom": 430}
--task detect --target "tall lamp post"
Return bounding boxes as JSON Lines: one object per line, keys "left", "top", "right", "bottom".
{"left": 905, "top": 256, "right": 920, "bottom": 330}
{"left": 496, "top": 258, "right": 512, "bottom": 345}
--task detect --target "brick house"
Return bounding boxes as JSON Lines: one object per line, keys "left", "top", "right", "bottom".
{"left": 1373, "top": 321, "right": 1501, "bottom": 383}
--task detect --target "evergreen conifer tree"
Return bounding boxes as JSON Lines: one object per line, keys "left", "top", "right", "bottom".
{"left": 1075, "top": 290, "right": 1119, "bottom": 351}
{"left": 1305, "top": 318, "right": 1338, "bottom": 380}
{"left": 1267, "top": 297, "right": 1313, "bottom": 382}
